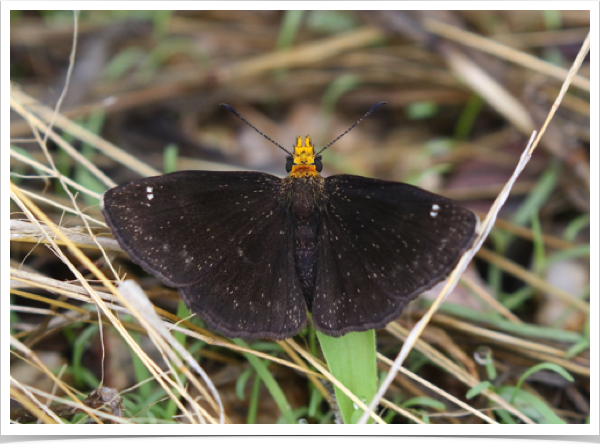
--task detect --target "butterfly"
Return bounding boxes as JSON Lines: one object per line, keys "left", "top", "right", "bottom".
{"left": 101, "top": 103, "right": 478, "bottom": 340}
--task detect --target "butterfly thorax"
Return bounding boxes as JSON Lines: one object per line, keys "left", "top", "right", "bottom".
{"left": 282, "top": 135, "right": 327, "bottom": 218}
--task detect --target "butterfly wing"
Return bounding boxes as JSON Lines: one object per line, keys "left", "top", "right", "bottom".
{"left": 312, "top": 174, "right": 478, "bottom": 336}
{"left": 102, "top": 171, "right": 306, "bottom": 339}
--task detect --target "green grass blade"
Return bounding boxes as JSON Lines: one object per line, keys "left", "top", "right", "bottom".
{"left": 317, "top": 330, "right": 377, "bottom": 424}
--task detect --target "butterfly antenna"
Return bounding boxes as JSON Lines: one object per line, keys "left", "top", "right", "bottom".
{"left": 220, "top": 104, "right": 293, "bottom": 156}
{"left": 315, "top": 101, "right": 387, "bottom": 156}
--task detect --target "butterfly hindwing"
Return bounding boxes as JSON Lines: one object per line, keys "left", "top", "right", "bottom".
{"left": 179, "top": 204, "right": 306, "bottom": 339}
{"left": 312, "top": 174, "right": 477, "bottom": 336}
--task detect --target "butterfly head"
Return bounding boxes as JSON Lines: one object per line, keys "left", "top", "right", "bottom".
{"left": 286, "top": 135, "right": 323, "bottom": 177}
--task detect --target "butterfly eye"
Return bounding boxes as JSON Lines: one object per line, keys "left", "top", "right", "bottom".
{"left": 314, "top": 156, "right": 323, "bottom": 172}
{"left": 285, "top": 156, "right": 294, "bottom": 172}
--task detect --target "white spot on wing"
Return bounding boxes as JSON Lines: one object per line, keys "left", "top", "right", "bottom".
{"left": 146, "top": 186, "right": 155, "bottom": 201}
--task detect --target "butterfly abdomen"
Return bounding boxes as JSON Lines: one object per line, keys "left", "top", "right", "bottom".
{"left": 283, "top": 176, "right": 328, "bottom": 310}
{"left": 292, "top": 217, "right": 319, "bottom": 309}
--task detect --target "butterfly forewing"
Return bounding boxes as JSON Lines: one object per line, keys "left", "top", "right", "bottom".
{"left": 102, "top": 171, "right": 282, "bottom": 286}
{"left": 102, "top": 171, "right": 307, "bottom": 339}
{"left": 311, "top": 175, "right": 477, "bottom": 336}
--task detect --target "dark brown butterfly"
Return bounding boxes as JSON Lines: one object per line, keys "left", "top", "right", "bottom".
{"left": 101, "top": 104, "right": 477, "bottom": 340}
